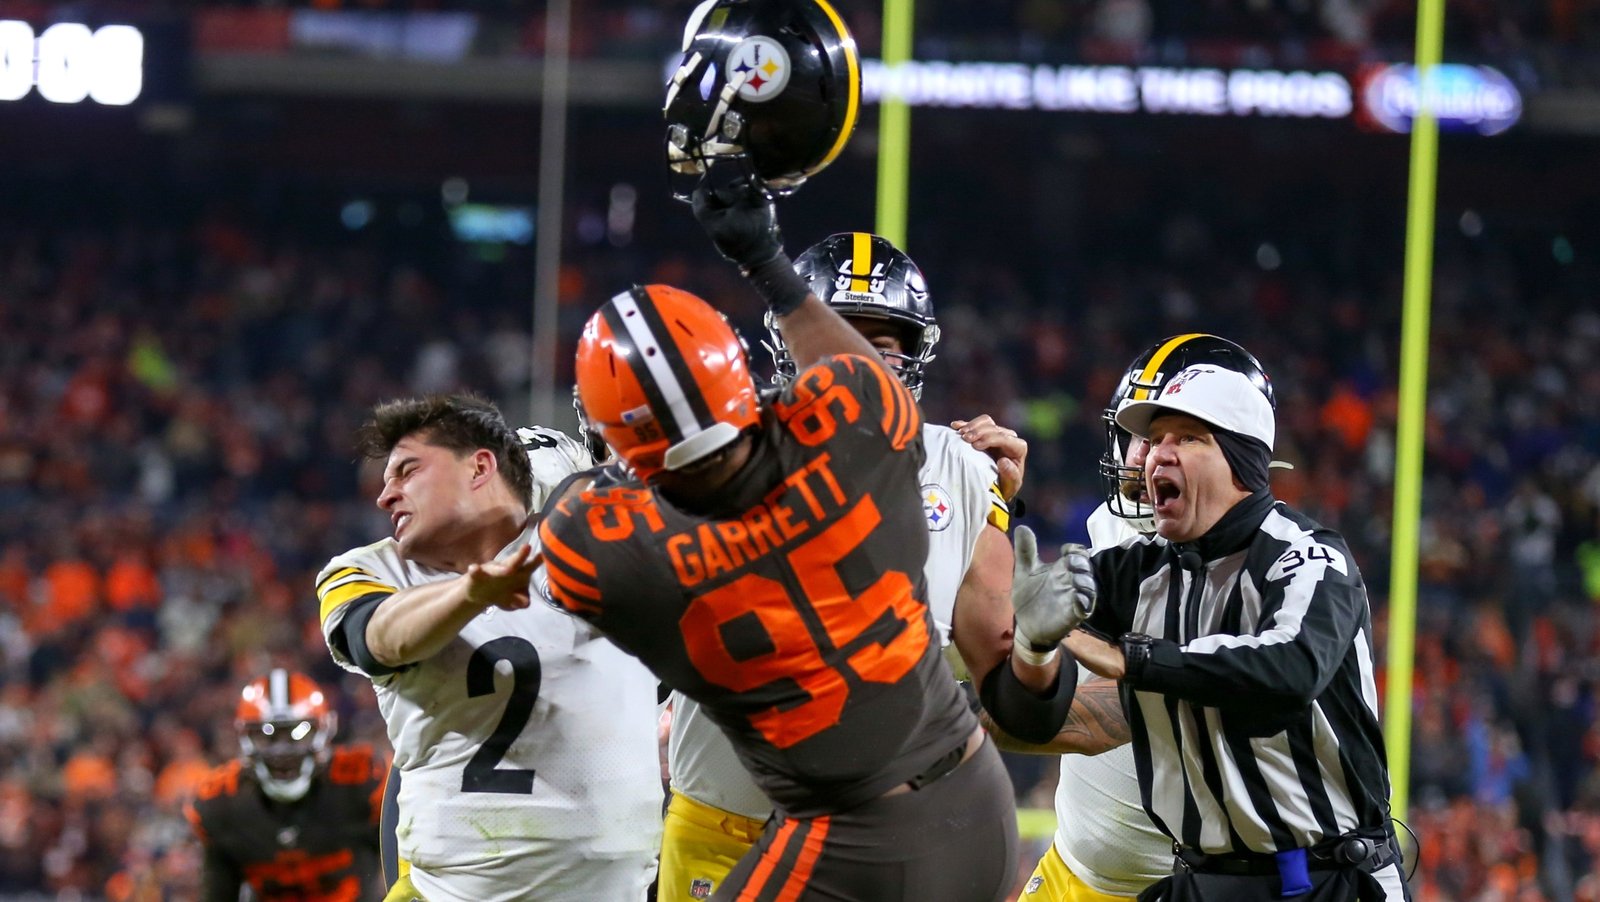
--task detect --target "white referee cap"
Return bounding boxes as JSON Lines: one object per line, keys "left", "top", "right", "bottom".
{"left": 1115, "top": 364, "right": 1276, "bottom": 450}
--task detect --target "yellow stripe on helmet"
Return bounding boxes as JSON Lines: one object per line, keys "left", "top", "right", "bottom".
{"left": 850, "top": 231, "right": 872, "bottom": 293}
{"left": 810, "top": 0, "right": 859, "bottom": 175}
{"left": 1132, "top": 333, "right": 1210, "bottom": 400}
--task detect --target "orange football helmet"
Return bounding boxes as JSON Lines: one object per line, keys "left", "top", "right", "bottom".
{"left": 575, "top": 285, "right": 759, "bottom": 481}
{"left": 235, "top": 669, "right": 337, "bottom": 802}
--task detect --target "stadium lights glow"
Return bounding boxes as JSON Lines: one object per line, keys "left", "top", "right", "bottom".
{"left": 0, "top": 20, "right": 143, "bottom": 106}
{"left": 860, "top": 59, "right": 1353, "bottom": 119}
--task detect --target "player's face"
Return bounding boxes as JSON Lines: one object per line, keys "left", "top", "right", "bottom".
{"left": 1143, "top": 414, "right": 1250, "bottom": 543}
{"left": 377, "top": 436, "right": 482, "bottom": 561}
{"left": 846, "top": 317, "right": 906, "bottom": 374}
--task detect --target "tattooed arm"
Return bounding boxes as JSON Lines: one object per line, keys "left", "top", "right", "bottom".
{"left": 979, "top": 676, "right": 1131, "bottom": 755}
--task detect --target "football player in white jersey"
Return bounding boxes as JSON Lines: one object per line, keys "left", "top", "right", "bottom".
{"left": 1014, "top": 334, "right": 1282, "bottom": 901}
{"left": 314, "top": 395, "right": 662, "bottom": 902}
{"left": 657, "top": 233, "right": 1076, "bottom": 901}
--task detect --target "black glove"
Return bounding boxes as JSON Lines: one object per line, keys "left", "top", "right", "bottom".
{"left": 690, "top": 165, "right": 809, "bottom": 315}
{"left": 691, "top": 166, "right": 783, "bottom": 271}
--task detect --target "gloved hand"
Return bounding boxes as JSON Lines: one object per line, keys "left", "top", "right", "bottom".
{"left": 690, "top": 164, "right": 784, "bottom": 272}
{"left": 1011, "top": 526, "right": 1097, "bottom": 659}
{"left": 689, "top": 163, "right": 810, "bottom": 315}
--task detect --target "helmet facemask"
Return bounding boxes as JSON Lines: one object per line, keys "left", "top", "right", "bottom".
{"left": 239, "top": 714, "right": 335, "bottom": 803}
{"left": 571, "top": 385, "right": 611, "bottom": 464}
{"left": 1099, "top": 408, "right": 1155, "bottom": 531}
{"left": 764, "top": 310, "right": 938, "bottom": 399}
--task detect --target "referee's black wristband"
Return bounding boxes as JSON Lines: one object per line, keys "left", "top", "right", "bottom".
{"left": 1121, "top": 633, "right": 1154, "bottom": 684}
{"left": 741, "top": 253, "right": 809, "bottom": 317}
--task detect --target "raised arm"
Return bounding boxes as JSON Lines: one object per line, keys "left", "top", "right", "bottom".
{"left": 690, "top": 167, "right": 880, "bottom": 371}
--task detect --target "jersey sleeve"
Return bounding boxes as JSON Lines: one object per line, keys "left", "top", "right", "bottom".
{"left": 315, "top": 546, "right": 402, "bottom": 675}
{"left": 1133, "top": 530, "right": 1369, "bottom": 714}
{"left": 777, "top": 354, "right": 924, "bottom": 456}
{"left": 323, "top": 744, "right": 388, "bottom": 831}
{"left": 940, "top": 430, "right": 1009, "bottom": 534}
{"left": 1085, "top": 542, "right": 1156, "bottom": 639}
{"left": 537, "top": 496, "right": 603, "bottom": 620}
{"left": 184, "top": 761, "right": 243, "bottom": 846}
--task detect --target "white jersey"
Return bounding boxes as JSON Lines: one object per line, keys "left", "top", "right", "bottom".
{"left": 1050, "top": 503, "right": 1172, "bottom": 897}
{"left": 668, "top": 423, "right": 1007, "bottom": 818}
{"left": 316, "top": 427, "right": 662, "bottom": 902}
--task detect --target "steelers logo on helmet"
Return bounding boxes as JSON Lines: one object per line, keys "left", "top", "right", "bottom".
{"left": 728, "top": 36, "right": 790, "bottom": 102}
{"left": 664, "top": 0, "right": 860, "bottom": 197}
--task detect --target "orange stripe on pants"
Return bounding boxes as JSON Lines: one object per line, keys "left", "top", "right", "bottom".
{"left": 773, "top": 817, "right": 830, "bottom": 902}
{"left": 738, "top": 819, "right": 801, "bottom": 902}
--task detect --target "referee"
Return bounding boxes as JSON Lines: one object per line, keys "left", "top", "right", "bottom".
{"left": 1063, "top": 360, "right": 1410, "bottom": 901}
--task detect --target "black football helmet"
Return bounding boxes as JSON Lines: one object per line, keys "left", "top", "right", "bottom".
{"left": 767, "top": 232, "right": 940, "bottom": 398}
{"left": 1101, "top": 334, "right": 1275, "bottom": 523}
{"left": 664, "top": 0, "right": 860, "bottom": 197}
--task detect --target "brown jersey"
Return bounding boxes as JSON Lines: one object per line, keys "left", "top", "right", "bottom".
{"left": 541, "top": 354, "right": 976, "bottom": 817}
{"left": 184, "top": 745, "right": 387, "bottom": 902}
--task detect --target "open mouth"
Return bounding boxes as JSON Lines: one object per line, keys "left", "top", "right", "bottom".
{"left": 393, "top": 513, "right": 412, "bottom": 537}
{"left": 1151, "top": 476, "right": 1181, "bottom": 511}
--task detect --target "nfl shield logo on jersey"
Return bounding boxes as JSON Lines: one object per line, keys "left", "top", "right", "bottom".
{"left": 689, "top": 878, "right": 714, "bottom": 899}
{"left": 923, "top": 484, "right": 955, "bottom": 532}
{"left": 1024, "top": 875, "right": 1044, "bottom": 894}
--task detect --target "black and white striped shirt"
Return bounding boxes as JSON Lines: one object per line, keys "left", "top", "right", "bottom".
{"left": 1085, "top": 490, "right": 1392, "bottom": 856}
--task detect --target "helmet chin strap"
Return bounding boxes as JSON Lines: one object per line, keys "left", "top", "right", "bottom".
{"left": 256, "top": 758, "right": 316, "bottom": 803}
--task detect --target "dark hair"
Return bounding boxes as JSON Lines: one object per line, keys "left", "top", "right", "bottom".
{"left": 355, "top": 394, "right": 534, "bottom": 509}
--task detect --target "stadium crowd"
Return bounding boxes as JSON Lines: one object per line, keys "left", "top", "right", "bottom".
{"left": 0, "top": 180, "right": 1595, "bottom": 901}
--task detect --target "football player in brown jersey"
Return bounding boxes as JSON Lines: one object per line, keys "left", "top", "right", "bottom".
{"left": 185, "top": 670, "right": 387, "bottom": 902}
{"left": 538, "top": 173, "right": 1093, "bottom": 901}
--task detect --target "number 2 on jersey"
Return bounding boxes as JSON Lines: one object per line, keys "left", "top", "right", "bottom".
{"left": 680, "top": 493, "right": 928, "bottom": 749}
{"left": 462, "top": 636, "right": 541, "bottom": 794}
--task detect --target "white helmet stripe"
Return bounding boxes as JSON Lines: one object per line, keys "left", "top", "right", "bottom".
{"left": 609, "top": 289, "right": 707, "bottom": 442}
{"left": 268, "top": 668, "right": 291, "bottom": 719}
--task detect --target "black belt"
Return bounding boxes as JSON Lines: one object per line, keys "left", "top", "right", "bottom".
{"left": 1175, "top": 836, "right": 1398, "bottom": 876}
{"left": 905, "top": 735, "right": 973, "bottom": 791}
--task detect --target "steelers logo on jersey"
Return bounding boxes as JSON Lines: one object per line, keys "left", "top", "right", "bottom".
{"left": 923, "top": 484, "right": 956, "bottom": 532}
{"left": 729, "top": 36, "right": 790, "bottom": 102}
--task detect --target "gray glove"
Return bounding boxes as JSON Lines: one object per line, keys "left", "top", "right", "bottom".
{"left": 1011, "top": 525, "right": 1097, "bottom": 654}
